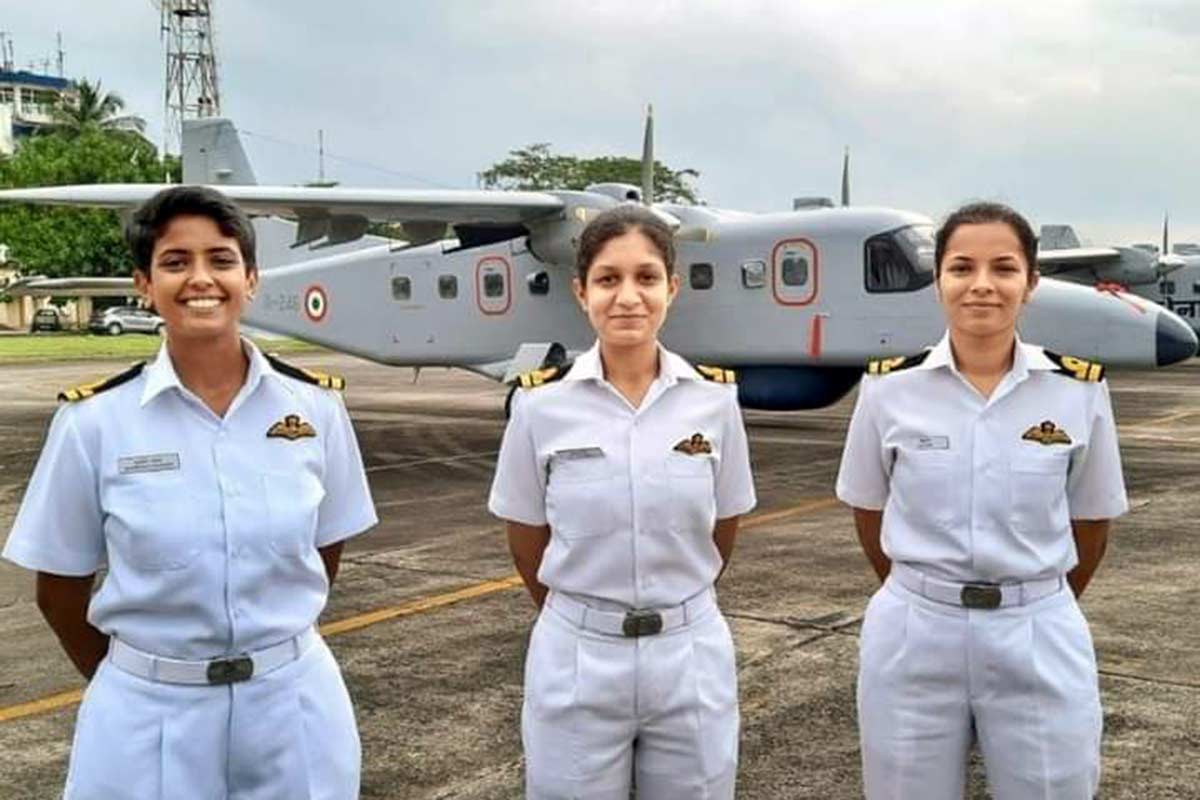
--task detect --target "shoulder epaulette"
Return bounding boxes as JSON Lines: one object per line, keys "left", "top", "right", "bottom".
{"left": 1043, "top": 350, "right": 1105, "bottom": 382}
{"left": 58, "top": 362, "right": 145, "bottom": 402}
{"left": 695, "top": 364, "right": 737, "bottom": 384}
{"left": 512, "top": 362, "right": 573, "bottom": 390}
{"left": 265, "top": 353, "right": 345, "bottom": 390}
{"left": 866, "top": 350, "right": 930, "bottom": 376}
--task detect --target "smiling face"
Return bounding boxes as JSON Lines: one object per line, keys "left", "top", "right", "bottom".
{"left": 936, "top": 221, "right": 1038, "bottom": 340}
{"left": 574, "top": 229, "right": 680, "bottom": 351}
{"left": 133, "top": 214, "right": 258, "bottom": 345}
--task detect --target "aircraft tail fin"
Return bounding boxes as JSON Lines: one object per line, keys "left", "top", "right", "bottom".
{"left": 182, "top": 118, "right": 257, "bottom": 185}
{"left": 1039, "top": 224, "right": 1081, "bottom": 251}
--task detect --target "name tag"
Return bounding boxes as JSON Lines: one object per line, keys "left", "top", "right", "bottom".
{"left": 118, "top": 453, "right": 181, "bottom": 475}
{"left": 915, "top": 435, "right": 949, "bottom": 451}
{"left": 554, "top": 447, "right": 604, "bottom": 461}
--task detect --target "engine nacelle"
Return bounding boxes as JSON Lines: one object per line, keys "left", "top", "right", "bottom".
{"left": 527, "top": 191, "right": 619, "bottom": 267}
{"left": 734, "top": 365, "right": 863, "bottom": 411}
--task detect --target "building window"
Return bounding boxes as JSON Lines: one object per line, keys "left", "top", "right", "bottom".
{"left": 483, "top": 272, "right": 505, "bottom": 298}
{"left": 0, "top": 88, "right": 12, "bottom": 104}
{"left": 527, "top": 271, "right": 550, "bottom": 296}
{"left": 437, "top": 274, "right": 457, "bottom": 299}
{"left": 391, "top": 276, "right": 412, "bottom": 300}
{"left": 741, "top": 260, "right": 766, "bottom": 289}
{"left": 690, "top": 263, "right": 715, "bottom": 290}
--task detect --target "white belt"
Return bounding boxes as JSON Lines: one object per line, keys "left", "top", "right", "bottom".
{"left": 546, "top": 589, "right": 717, "bottom": 637}
{"left": 108, "top": 629, "right": 318, "bottom": 685}
{"left": 890, "top": 562, "right": 1064, "bottom": 609}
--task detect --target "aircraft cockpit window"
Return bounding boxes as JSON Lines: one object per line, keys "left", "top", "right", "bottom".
{"left": 483, "top": 272, "right": 505, "bottom": 298}
{"left": 438, "top": 275, "right": 458, "bottom": 299}
{"left": 864, "top": 224, "right": 935, "bottom": 293}
{"left": 741, "top": 260, "right": 766, "bottom": 289}
{"left": 690, "top": 263, "right": 715, "bottom": 290}
{"left": 527, "top": 271, "right": 551, "bottom": 296}
{"left": 781, "top": 255, "right": 809, "bottom": 287}
{"left": 391, "top": 276, "right": 412, "bottom": 301}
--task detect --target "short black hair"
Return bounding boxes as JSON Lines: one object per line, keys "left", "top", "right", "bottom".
{"left": 935, "top": 201, "right": 1037, "bottom": 277}
{"left": 125, "top": 185, "right": 256, "bottom": 275}
{"left": 576, "top": 205, "right": 675, "bottom": 283}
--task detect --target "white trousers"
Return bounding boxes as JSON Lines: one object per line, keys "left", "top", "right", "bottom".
{"left": 858, "top": 577, "right": 1102, "bottom": 800}
{"left": 65, "top": 637, "right": 360, "bottom": 800}
{"left": 522, "top": 596, "right": 739, "bottom": 799}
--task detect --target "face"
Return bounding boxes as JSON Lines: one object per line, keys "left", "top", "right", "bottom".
{"left": 573, "top": 230, "right": 680, "bottom": 350}
{"left": 936, "top": 222, "right": 1037, "bottom": 339}
{"left": 133, "top": 215, "right": 257, "bottom": 344}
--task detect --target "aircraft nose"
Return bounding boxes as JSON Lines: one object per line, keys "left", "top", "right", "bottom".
{"left": 1156, "top": 310, "right": 1198, "bottom": 366}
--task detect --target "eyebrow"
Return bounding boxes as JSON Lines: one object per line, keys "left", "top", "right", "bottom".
{"left": 156, "top": 246, "right": 239, "bottom": 257}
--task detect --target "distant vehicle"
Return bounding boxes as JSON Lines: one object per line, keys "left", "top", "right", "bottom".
{"left": 30, "top": 307, "right": 64, "bottom": 333}
{"left": 88, "top": 306, "right": 165, "bottom": 336}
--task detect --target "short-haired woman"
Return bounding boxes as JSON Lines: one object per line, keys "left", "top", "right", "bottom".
{"left": 489, "top": 205, "right": 757, "bottom": 799}
{"left": 837, "top": 202, "right": 1127, "bottom": 799}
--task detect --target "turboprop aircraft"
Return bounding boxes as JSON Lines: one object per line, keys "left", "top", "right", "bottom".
{"left": 1037, "top": 217, "right": 1200, "bottom": 334}
{"left": 2, "top": 114, "right": 1195, "bottom": 411}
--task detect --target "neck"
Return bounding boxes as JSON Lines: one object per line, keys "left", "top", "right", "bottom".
{"left": 599, "top": 339, "right": 659, "bottom": 384}
{"left": 166, "top": 332, "right": 249, "bottom": 405}
{"left": 949, "top": 328, "right": 1016, "bottom": 377}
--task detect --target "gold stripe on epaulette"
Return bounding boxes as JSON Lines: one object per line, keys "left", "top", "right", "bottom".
{"left": 1055, "top": 354, "right": 1105, "bottom": 382}
{"left": 867, "top": 356, "right": 905, "bottom": 375}
{"left": 696, "top": 365, "right": 736, "bottom": 383}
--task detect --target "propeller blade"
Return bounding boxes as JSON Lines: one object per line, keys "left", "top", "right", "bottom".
{"left": 641, "top": 104, "right": 654, "bottom": 205}
{"left": 841, "top": 147, "right": 850, "bottom": 207}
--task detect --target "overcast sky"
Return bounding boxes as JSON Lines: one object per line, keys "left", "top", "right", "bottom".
{"left": 5, "top": 0, "right": 1199, "bottom": 245}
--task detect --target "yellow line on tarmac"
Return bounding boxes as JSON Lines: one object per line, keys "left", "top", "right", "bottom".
{"left": 0, "top": 497, "right": 838, "bottom": 724}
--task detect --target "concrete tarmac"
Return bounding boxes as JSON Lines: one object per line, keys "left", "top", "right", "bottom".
{"left": 0, "top": 354, "right": 1197, "bottom": 798}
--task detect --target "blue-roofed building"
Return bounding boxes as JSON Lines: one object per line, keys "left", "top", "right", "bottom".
{"left": 0, "top": 69, "right": 78, "bottom": 154}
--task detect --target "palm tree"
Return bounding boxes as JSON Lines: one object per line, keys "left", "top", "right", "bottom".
{"left": 49, "top": 79, "right": 146, "bottom": 137}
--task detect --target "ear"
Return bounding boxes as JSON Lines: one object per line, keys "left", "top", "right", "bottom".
{"left": 1024, "top": 270, "right": 1040, "bottom": 302}
{"left": 665, "top": 272, "right": 681, "bottom": 306}
{"left": 133, "top": 269, "right": 152, "bottom": 307}
{"left": 572, "top": 276, "right": 587, "bottom": 312}
{"left": 246, "top": 266, "right": 260, "bottom": 298}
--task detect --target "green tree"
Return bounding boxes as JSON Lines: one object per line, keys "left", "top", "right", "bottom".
{"left": 49, "top": 78, "right": 146, "bottom": 137}
{"left": 478, "top": 143, "right": 700, "bottom": 204}
{"left": 0, "top": 129, "right": 179, "bottom": 278}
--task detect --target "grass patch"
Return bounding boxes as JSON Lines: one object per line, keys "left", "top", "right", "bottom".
{"left": 0, "top": 333, "right": 325, "bottom": 365}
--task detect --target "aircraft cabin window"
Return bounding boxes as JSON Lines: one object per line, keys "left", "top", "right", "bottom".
{"left": 864, "top": 224, "right": 936, "bottom": 294}
{"left": 392, "top": 276, "right": 412, "bottom": 301}
{"left": 1193, "top": 282, "right": 1200, "bottom": 295}
{"left": 483, "top": 272, "right": 505, "bottom": 298}
{"left": 781, "top": 255, "right": 808, "bottom": 287}
{"left": 741, "top": 260, "right": 766, "bottom": 289}
{"left": 690, "top": 263, "right": 715, "bottom": 290}
{"left": 438, "top": 274, "right": 458, "bottom": 299}
{"left": 1162, "top": 280, "right": 1176, "bottom": 296}
{"left": 527, "top": 271, "right": 550, "bottom": 296}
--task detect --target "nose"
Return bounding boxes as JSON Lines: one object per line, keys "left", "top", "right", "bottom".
{"left": 616, "top": 277, "right": 640, "bottom": 305}
{"left": 1156, "top": 309, "right": 1198, "bottom": 366}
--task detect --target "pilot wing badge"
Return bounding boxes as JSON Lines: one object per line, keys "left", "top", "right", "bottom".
{"left": 1022, "top": 420, "right": 1072, "bottom": 446}
{"left": 267, "top": 414, "right": 317, "bottom": 441}
{"left": 673, "top": 432, "right": 713, "bottom": 455}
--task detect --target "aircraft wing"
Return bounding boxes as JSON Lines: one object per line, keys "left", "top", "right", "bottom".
{"left": 1036, "top": 246, "right": 1122, "bottom": 276}
{"left": 5, "top": 276, "right": 136, "bottom": 297}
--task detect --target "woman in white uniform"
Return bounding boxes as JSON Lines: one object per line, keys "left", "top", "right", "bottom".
{"left": 3, "top": 186, "right": 377, "bottom": 799}
{"left": 489, "top": 205, "right": 757, "bottom": 799}
{"left": 837, "top": 202, "right": 1127, "bottom": 799}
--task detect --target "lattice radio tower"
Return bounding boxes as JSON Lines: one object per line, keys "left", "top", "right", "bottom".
{"left": 159, "top": 0, "right": 221, "bottom": 155}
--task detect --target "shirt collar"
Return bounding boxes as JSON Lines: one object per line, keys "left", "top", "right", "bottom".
{"left": 565, "top": 341, "right": 701, "bottom": 385}
{"left": 921, "top": 330, "right": 1052, "bottom": 380}
{"left": 139, "top": 338, "right": 268, "bottom": 407}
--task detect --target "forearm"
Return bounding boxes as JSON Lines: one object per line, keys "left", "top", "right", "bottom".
{"left": 852, "top": 507, "right": 890, "bottom": 583}
{"left": 1068, "top": 519, "right": 1111, "bottom": 598}
{"left": 36, "top": 572, "right": 108, "bottom": 680}
{"left": 713, "top": 516, "right": 740, "bottom": 582}
{"left": 507, "top": 522, "right": 551, "bottom": 609}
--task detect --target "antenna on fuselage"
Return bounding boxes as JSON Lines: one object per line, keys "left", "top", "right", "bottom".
{"left": 841, "top": 146, "right": 850, "bottom": 206}
{"left": 641, "top": 104, "right": 654, "bottom": 205}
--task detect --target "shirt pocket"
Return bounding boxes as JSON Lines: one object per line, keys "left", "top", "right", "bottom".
{"left": 262, "top": 470, "right": 326, "bottom": 557}
{"left": 890, "top": 449, "right": 956, "bottom": 532}
{"left": 665, "top": 452, "right": 717, "bottom": 535}
{"left": 1009, "top": 450, "right": 1070, "bottom": 536}
{"left": 104, "top": 475, "right": 202, "bottom": 571}
{"left": 545, "top": 451, "right": 616, "bottom": 540}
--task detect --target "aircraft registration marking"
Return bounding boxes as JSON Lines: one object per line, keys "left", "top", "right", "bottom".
{"left": 262, "top": 291, "right": 300, "bottom": 313}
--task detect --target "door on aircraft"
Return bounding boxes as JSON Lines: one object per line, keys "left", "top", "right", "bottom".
{"left": 476, "top": 256, "right": 512, "bottom": 315}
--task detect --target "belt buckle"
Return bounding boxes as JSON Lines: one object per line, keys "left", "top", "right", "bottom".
{"left": 206, "top": 656, "right": 254, "bottom": 685}
{"left": 621, "top": 610, "right": 664, "bottom": 638}
{"left": 960, "top": 584, "right": 1002, "bottom": 610}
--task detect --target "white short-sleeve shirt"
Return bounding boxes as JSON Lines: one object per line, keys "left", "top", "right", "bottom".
{"left": 488, "top": 343, "right": 757, "bottom": 608}
{"left": 3, "top": 340, "right": 378, "bottom": 659}
{"left": 836, "top": 332, "right": 1128, "bottom": 583}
